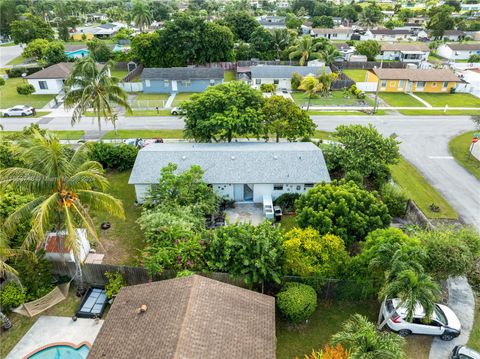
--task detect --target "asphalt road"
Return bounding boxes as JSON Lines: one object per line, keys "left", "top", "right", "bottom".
{"left": 1, "top": 114, "right": 478, "bottom": 229}
{"left": 0, "top": 44, "right": 22, "bottom": 67}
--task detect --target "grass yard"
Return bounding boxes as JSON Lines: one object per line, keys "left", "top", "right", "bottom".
{"left": 0, "top": 78, "right": 55, "bottom": 108}
{"left": 415, "top": 93, "right": 480, "bottom": 108}
{"left": 313, "top": 130, "right": 333, "bottom": 140}
{"left": 342, "top": 69, "right": 368, "bottom": 82}
{"left": 6, "top": 55, "right": 26, "bottom": 66}
{"left": 135, "top": 93, "right": 169, "bottom": 101}
{"left": 172, "top": 92, "right": 196, "bottom": 107}
{"left": 448, "top": 131, "right": 480, "bottom": 181}
{"left": 1, "top": 111, "right": 50, "bottom": 118}
{"left": 379, "top": 93, "right": 426, "bottom": 107}
{"left": 224, "top": 70, "right": 236, "bottom": 82}
{"left": 390, "top": 158, "right": 458, "bottom": 219}
{"left": 0, "top": 288, "right": 80, "bottom": 359}
{"left": 110, "top": 69, "right": 129, "bottom": 80}
{"left": 0, "top": 130, "right": 84, "bottom": 140}
{"left": 126, "top": 109, "right": 172, "bottom": 116}
{"left": 278, "top": 214, "right": 297, "bottom": 232}
{"left": 468, "top": 294, "right": 480, "bottom": 352}
{"left": 292, "top": 91, "right": 373, "bottom": 107}
{"left": 399, "top": 110, "right": 480, "bottom": 116}
{"left": 102, "top": 129, "right": 184, "bottom": 139}
{"left": 96, "top": 170, "right": 145, "bottom": 265}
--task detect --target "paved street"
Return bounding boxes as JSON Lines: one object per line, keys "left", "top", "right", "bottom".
{"left": 0, "top": 44, "right": 23, "bottom": 67}
{"left": 1, "top": 113, "right": 479, "bottom": 230}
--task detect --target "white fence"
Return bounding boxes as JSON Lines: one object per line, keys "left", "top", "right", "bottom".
{"left": 356, "top": 82, "right": 377, "bottom": 92}
{"left": 119, "top": 82, "right": 143, "bottom": 92}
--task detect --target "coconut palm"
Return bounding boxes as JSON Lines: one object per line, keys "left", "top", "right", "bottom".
{"left": 271, "top": 29, "right": 291, "bottom": 59}
{"left": 320, "top": 45, "right": 341, "bottom": 66}
{"left": 298, "top": 75, "right": 324, "bottom": 111}
{"left": 331, "top": 314, "right": 406, "bottom": 359}
{"left": 288, "top": 36, "right": 322, "bottom": 66}
{"left": 131, "top": 0, "right": 153, "bottom": 31}
{"left": 64, "top": 58, "right": 132, "bottom": 133}
{"left": 0, "top": 131, "right": 125, "bottom": 284}
{"left": 357, "top": 11, "right": 378, "bottom": 29}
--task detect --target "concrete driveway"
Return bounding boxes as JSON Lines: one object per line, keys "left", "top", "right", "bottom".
{"left": 0, "top": 44, "right": 23, "bottom": 67}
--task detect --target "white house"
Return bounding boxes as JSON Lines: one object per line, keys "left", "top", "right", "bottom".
{"left": 377, "top": 43, "right": 430, "bottom": 63}
{"left": 250, "top": 65, "right": 331, "bottom": 90}
{"left": 439, "top": 30, "right": 465, "bottom": 42}
{"left": 42, "top": 229, "right": 91, "bottom": 263}
{"left": 310, "top": 27, "right": 353, "bottom": 41}
{"left": 437, "top": 43, "right": 480, "bottom": 61}
{"left": 256, "top": 16, "right": 286, "bottom": 30}
{"left": 363, "top": 29, "right": 416, "bottom": 42}
{"left": 128, "top": 142, "right": 331, "bottom": 204}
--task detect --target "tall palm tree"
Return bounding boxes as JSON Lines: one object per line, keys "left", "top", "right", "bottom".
{"left": 357, "top": 11, "right": 378, "bottom": 29}
{"left": 0, "top": 131, "right": 125, "bottom": 284}
{"left": 298, "top": 75, "right": 324, "bottom": 111}
{"left": 131, "top": 0, "right": 153, "bottom": 31}
{"left": 271, "top": 29, "right": 291, "bottom": 60}
{"left": 288, "top": 36, "right": 322, "bottom": 66}
{"left": 320, "top": 45, "right": 341, "bottom": 66}
{"left": 331, "top": 314, "right": 406, "bottom": 359}
{"left": 64, "top": 58, "right": 132, "bottom": 133}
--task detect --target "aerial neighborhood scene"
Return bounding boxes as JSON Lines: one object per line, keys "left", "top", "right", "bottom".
{"left": 1, "top": 0, "right": 480, "bottom": 358}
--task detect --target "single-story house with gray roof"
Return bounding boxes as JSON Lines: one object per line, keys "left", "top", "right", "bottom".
{"left": 250, "top": 65, "right": 331, "bottom": 90}
{"left": 129, "top": 142, "right": 330, "bottom": 203}
{"left": 141, "top": 67, "right": 225, "bottom": 93}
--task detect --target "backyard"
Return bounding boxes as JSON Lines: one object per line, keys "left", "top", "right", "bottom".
{"left": 448, "top": 131, "right": 480, "bottom": 181}
{"left": 0, "top": 78, "right": 55, "bottom": 108}
{"left": 342, "top": 69, "right": 368, "bottom": 83}
{"left": 379, "top": 93, "right": 426, "bottom": 107}
{"left": 110, "top": 68, "right": 129, "bottom": 80}
{"left": 415, "top": 93, "right": 480, "bottom": 108}
{"left": 292, "top": 91, "right": 373, "bottom": 107}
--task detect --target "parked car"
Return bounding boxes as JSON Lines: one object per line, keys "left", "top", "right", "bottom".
{"left": 3, "top": 105, "right": 35, "bottom": 117}
{"left": 380, "top": 298, "right": 461, "bottom": 341}
{"left": 171, "top": 107, "right": 186, "bottom": 116}
{"left": 451, "top": 346, "right": 480, "bottom": 359}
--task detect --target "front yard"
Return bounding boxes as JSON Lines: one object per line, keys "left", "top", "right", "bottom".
{"left": 130, "top": 93, "right": 169, "bottom": 109}
{"left": 292, "top": 91, "right": 373, "bottom": 107}
{"left": 379, "top": 93, "right": 426, "bottom": 107}
{"left": 102, "top": 129, "right": 184, "bottom": 139}
{"left": 415, "top": 93, "right": 480, "bottom": 108}
{"left": 172, "top": 92, "right": 196, "bottom": 107}
{"left": 448, "top": 131, "right": 480, "bottom": 181}
{"left": 342, "top": 69, "right": 368, "bottom": 82}
{"left": 0, "top": 130, "right": 85, "bottom": 140}
{"left": 0, "top": 78, "right": 55, "bottom": 108}
{"left": 399, "top": 110, "right": 480, "bottom": 116}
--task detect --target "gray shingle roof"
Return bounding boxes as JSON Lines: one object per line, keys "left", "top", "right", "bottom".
{"left": 446, "top": 43, "right": 480, "bottom": 51}
{"left": 88, "top": 275, "right": 276, "bottom": 359}
{"left": 250, "top": 65, "right": 331, "bottom": 79}
{"left": 128, "top": 142, "right": 331, "bottom": 185}
{"left": 371, "top": 29, "right": 411, "bottom": 35}
{"left": 141, "top": 67, "right": 225, "bottom": 80}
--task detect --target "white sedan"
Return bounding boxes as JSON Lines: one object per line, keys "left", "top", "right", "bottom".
{"left": 3, "top": 105, "right": 35, "bottom": 117}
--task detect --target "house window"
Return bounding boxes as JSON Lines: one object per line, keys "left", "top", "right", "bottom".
{"left": 164, "top": 80, "right": 169, "bottom": 87}
{"left": 181, "top": 80, "right": 191, "bottom": 86}
{"left": 273, "top": 184, "right": 283, "bottom": 191}
{"left": 255, "top": 79, "right": 261, "bottom": 85}
{"left": 145, "top": 80, "right": 151, "bottom": 87}
{"left": 442, "top": 81, "right": 449, "bottom": 89}
{"left": 304, "top": 183, "right": 314, "bottom": 189}
{"left": 398, "top": 80, "right": 404, "bottom": 89}
{"left": 431, "top": 82, "right": 437, "bottom": 87}
{"left": 210, "top": 79, "right": 215, "bottom": 85}
{"left": 273, "top": 79, "right": 279, "bottom": 85}
{"left": 381, "top": 80, "right": 387, "bottom": 88}
{"left": 416, "top": 81, "right": 425, "bottom": 88}
{"left": 39, "top": 81, "right": 48, "bottom": 90}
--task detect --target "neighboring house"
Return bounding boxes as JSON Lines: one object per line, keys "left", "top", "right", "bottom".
{"left": 437, "top": 43, "right": 480, "bottom": 61}
{"left": 334, "top": 43, "right": 355, "bottom": 60}
{"left": 71, "top": 23, "right": 125, "bottom": 40}
{"left": 128, "top": 142, "right": 331, "bottom": 204}
{"left": 377, "top": 43, "right": 430, "bottom": 63}
{"left": 461, "top": 3, "right": 480, "bottom": 11}
{"left": 42, "top": 229, "right": 91, "bottom": 263}
{"left": 88, "top": 13, "right": 108, "bottom": 22}
{"left": 250, "top": 65, "right": 331, "bottom": 90}
{"left": 457, "top": 67, "right": 480, "bottom": 97}
{"left": 310, "top": 27, "right": 353, "bottom": 41}
{"left": 88, "top": 275, "right": 276, "bottom": 359}
{"left": 364, "top": 29, "right": 416, "bottom": 41}
{"left": 439, "top": 30, "right": 465, "bottom": 42}
{"left": 257, "top": 15, "right": 286, "bottom": 29}
{"left": 141, "top": 67, "right": 224, "bottom": 93}
{"left": 366, "top": 68, "right": 461, "bottom": 93}
{"left": 301, "top": 21, "right": 313, "bottom": 34}
{"left": 64, "top": 45, "right": 89, "bottom": 59}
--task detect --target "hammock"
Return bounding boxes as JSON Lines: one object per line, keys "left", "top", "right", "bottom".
{"left": 12, "top": 282, "right": 71, "bottom": 318}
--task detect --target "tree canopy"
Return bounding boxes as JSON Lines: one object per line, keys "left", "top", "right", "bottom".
{"left": 355, "top": 40, "right": 381, "bottom": 61}
{"left": 10, "top": 15, "right": 54, "bottom": 44}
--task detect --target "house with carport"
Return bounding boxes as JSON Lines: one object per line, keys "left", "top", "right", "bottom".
{"left": 376, "top": 43, "right": 430, "bottom": 63}
{"left": 250, "top": 65, "right": 331, "bottom": 90}
{"left": 437, "top": 43, "right": 480, "bottom": 61}
{"left": 310, "top": 27, "right": 353, "bottom": 41}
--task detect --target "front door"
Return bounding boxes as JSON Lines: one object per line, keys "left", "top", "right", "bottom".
{"left": 243, "top": 184, "right": 253, "bottom": 201}
{"left": 233, "top": 184, "right": 244, "bottom": 202}
{"left": 172, "top": 80, "right": 178, "bottom": 92}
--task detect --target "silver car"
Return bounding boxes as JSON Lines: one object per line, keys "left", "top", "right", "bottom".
{"left": 3, "top": 105, "right": 35, "bottom": 117}
{"left": 380, "top": 298, "right": 461, "bottom": 341}
{"left": 451, "top": 346, "right": 480, "bottom": 359}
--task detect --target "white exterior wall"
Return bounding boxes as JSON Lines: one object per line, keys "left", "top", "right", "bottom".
{"left": 212, "top": 184, "right": 235, "bottom": 200}
{"left": 471, "top": 142, "right": 480, "bottom": 161}
{"left": 436, "top": 45, "right": 475, "bottom": 60}
{"left": 311, "top": 32, "right": 351, "bottom": 41}
{"left": 27, "top": 79, "right": 64, "bottom": 94}
{"left": 377, "top": 50, "right": 429, "bottom": 62}
{"left": 253, "top": 78, "right": 291, "bottom": 90}
{"left": 134, "top": 184, "right": 150, "bottom": 203}
{"left": 437, "top": 45, "right": 454, "bottom": 60}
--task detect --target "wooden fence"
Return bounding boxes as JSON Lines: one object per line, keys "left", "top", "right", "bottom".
{"left": 332, "top": 61, "right": 407, "bottom": 70}
{"left": 331, "top": 72, "right": 355, "bottom": 90}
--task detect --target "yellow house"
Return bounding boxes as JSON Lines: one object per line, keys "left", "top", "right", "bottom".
{"left": 71, "top": 32, "right": 95, "bottom": 41}
{"left": 366, "top": 68, "right": 461, "bottom": 93}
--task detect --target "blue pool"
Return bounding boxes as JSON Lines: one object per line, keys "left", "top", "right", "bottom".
{"left": 28, "top": 344, "right": 90, "bottom": 359}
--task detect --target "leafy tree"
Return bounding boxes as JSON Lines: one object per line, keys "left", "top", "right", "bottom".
{"left": 296, "top": 181, "right": 391, "bottom": 246}
{"left": 87, "top": 39, "right": 114, "bottom": 62}
{"left": 249, "top": 27, "right": 274, "bottom": 59}
{"left": 444, "top": 0, "right": 461, "bottom": 11}
{"left": 357, "top": 5, "right": 383, "bottom": 28}
{"left": 291, "top": 72, "right": 303, "bottom": 90}
{"left": 206, "top": 221, "right": 284, "bottom": 287}
{"left": 12, "top": 251, "right": 54, "bottom": 301}
{"left": 331, "top": 314, "right": 406, "bottom": 359}
{"left": 380, "top": 183, "right": 408, "bottom": 217}
{"left": 313, "top": 15, "right": 334, "bottom": 28}
{"left": 106, "top": 6, "right": 127, "bottom": 22}
{"left": 283, "top": 228, "right": 349, "bottom": 278}
{"left": 271, "top": 29, "right": 292, "bottom": 59}
{"left": 234, "top": 42, "right": 257, "bottom": 60}
{"left": 298, "top": 75, "right": 323, "bottom": 110}
{"left": 143, "top": 163, "right": 219, "bottom": 216}
{"left": 317, "top": 71, "right": 339, "bottom": 95}
{"left": 355, "top": 40, "right": 381, "bottom": 61}
{"left": 149, "top": 1, "right": 172, "bottom": 21}
{"left": 22, "top": 39, "right": 50, "bottom": 61}
{"left": 320, "top": 45, "right": 341, "bottom": 66}
{"left": 427, "top": 6, "right": 455, "bottom": 39}
{"left": 341, "top": 5, "right": 358, "bottom": 23}
{"left": 262, "top": 95, "right": 316, "bottom": 142}
{"left": 182, "top": 81, "right": 264, "bottom": 142}
{"left": 225, "top": 12, "right": 260, "bottom": 41}
{"left": 288, "top": 35, "right": 322, "bottom": 65}
{"left": 132, "top": 0, "right": 153, "bottom": 31}
{"left": 468, "top": 54, "right": 480, "bottom": 63}
{"left": 10, "top": 14, "right": 54, "bottom": 44}
{"left": 0, "top": 0, "right": 17, "bottom": 37}
{"left": 58, "top": 23, "right": 70, "bottom": 42}
{"left": 277, "top": 282, "right": 317, "bottom": 323}
{"left": 45, "top": 41, "right": 67, "bottom": 65}
{"left": 64, "top": 57, "right": 132, "bottom": 132}
{"left": 203, "top": 22, "right": 235, "bottom": 63}
{"left": 285, "top": 13, "right": 303, "bottom": 29}
{"left": 130, "top": 32, "right": 162, "bottom": 67}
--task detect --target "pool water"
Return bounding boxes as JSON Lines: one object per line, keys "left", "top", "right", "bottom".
{"left": 28, "top": 344, "right": 90, "bottom": 359}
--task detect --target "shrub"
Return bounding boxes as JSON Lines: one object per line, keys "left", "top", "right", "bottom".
{"left": 12, "top": 251, "right": 54, "bottom": 301}
{"left": 274, "top": 192, "right": 301, "bottom": 212}
{"left": 344, "top": 170, "right": 363, "bottom": 187}
{"left": 90, "top": 142, "right": 138, "bottom": 171}
{"left": 6, "top": 66, "right": 42, "bottom": 78}
{"left": 0, "top": 282, "right": 26, "bottom": 313}
{"left": 277, "top": 282, "right": 317, "bottom": 323}
{"left": 291, "top": 72, "right": 303, "bottom": 91}
{"left": 0, "top": 78, "right": 5, "bottom": 86}
{"left": 380, "top": 183, "right": 408, "bottom": 217}
{"left": 104, "top": 272, "right": 126, "bottom": 299}
{"left": 468, "top": 54, "right": 480, "bottom": 63}
{"left": 260, "top": 83, "right": 277, "bottom": 93}
{"left": 176, "top": 269, "right": 194, "bottom": 278}
{"left": 16, "top": 84, "right": 35, "bottom": 95}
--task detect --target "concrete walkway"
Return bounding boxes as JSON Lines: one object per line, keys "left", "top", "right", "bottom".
{"left": 165, "top": 93, "right": 176, "bottom": 108}
{"left": 409, "top": 93, "right": 432, "bottom": 108}
{"left": 429, "top": 277, "right": 475, "bottom": 359}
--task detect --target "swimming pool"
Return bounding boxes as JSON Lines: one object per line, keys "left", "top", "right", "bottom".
{"left": 27, "top": 344, "right": 90, "bottom": 359}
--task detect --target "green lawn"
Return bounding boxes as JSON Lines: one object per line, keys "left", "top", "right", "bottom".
{"left": 0, "top": 130, "right": 84, "bottom": 140}
{"left": 468, "top": 295, "right": 480, "bottom": 352}
{"left": 415, "top": 93, "right": 480, "bottom": 108}
{"left": 313, "top": 130, "right": 333, "bottom": 140}
{"left": 293, "top": 91, "right": 373, "bottom": 107}
{"left": 125, "top": 109, "right": 171, "bottom": 117}
{"left": 279, "top": 214, "right": 297, "bottom": 232}
{"left": 0, "top": 78, "right": 55, "bottom": 108}
{"left": 448, "top": 131, "right": 480, "bottom": 181}
{"left": 0, "top": 42, "right": 15, "bottom": 47}
{"left": 1, "top": 111, "right": 50, "bottom": 118}
{"left": 6, "top": 55, "right": 25, "bottom": 66}
{"left": 399, "top": 110, "right": 480, "bottom": 116}
{"left": 0, "top": 288, "right": 80, "bottom": 359}
{"left": 379, "top": 93, "right": 426, "bottom": 107}
{"left": 135, "top": 93, "right": 169, "bottom": 101}
{"left": 390, "top": 158, "right": 458, "bottom": 219}
{"left": 96, "top": 170, "right": 145, "bottom": 265}
{"left": 102, "top": 129, "right": 184, "bottom": 139}
{"left": 343, "top": 69, "right": 368, "bottom": 82}
{"left": 110, "top": 69, "right": 129, "bottom": 80}
{"left": 172, "top": 92, "right": 196, "bottom": 107}
{"left": 224, "top": 70, "right": 236, "bottom": 82}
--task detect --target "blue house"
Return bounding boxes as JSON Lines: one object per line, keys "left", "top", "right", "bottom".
{"left": 141, "top": 67, "right": 225, "bottom": 93}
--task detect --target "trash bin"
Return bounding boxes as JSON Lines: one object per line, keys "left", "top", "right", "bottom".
{"left": 274, "top": 206, "right": 283, "bottom": 222}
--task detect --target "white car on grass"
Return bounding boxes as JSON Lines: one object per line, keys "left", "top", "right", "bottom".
{"left": 379, "top": 298, "right": 461, "bottom": 341}
{"left": 3, "top": 105, "right": 35, "bottom": 117}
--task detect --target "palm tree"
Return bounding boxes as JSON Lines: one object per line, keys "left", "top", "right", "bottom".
{"left": 288, "top": 36, "right": 322, "bottom": 66}
{"left": 320, "top": 45, "right": 341, "bottom": 66}
{"left": 357, "top": 11, "right": 378, "bottom": 29}
{"left": 331, "top": 314, "right": 406, "bottom": 359}
{"left": 0, "top": 131, "right": 125, "bottom": 285}
{"left": 298, "top": 75, "right": 323, "bottom": 111}
{"left": 64, "top": 57, "right": 132, "bottom": 133}
{"left": 271, "top": 29, "right": 291, "bottom": 59}
{"left": 131, "top": 0, "right": 153, "bottom": 32}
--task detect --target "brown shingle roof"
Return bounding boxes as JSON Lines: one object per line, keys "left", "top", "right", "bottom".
{"left": 370, "top": 68, "right": 461, "bottom": 82}
{"left": 381, "top": 43, "right": 429, "bottom": 52}
{"left": 312, "top": 27, "right": 352, "bottom": 34}
{"left": 446, "top": 43, "right": 480, "bottom": 51}
{"left": 26, "top": 63, "right": 74, "bottom": 79}
{"left": 88, "top": 275, "right": 276, "bottom": 359}
{"left": 371, "top": 29, "right": 410, "bottom": 35}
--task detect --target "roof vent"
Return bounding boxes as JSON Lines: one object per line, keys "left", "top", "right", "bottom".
{"left": 273, "top": 155, "right": 278, "bottom": 160}
{"left": 231, "top": 156, "right": 235, "bottom": 160}
{"left": 182, "top": 156, "right": 186, "bottom": 160}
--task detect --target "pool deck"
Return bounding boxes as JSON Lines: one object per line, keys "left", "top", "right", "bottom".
{"left": 5, "top": 316, "right": 104, "bottom": 359}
